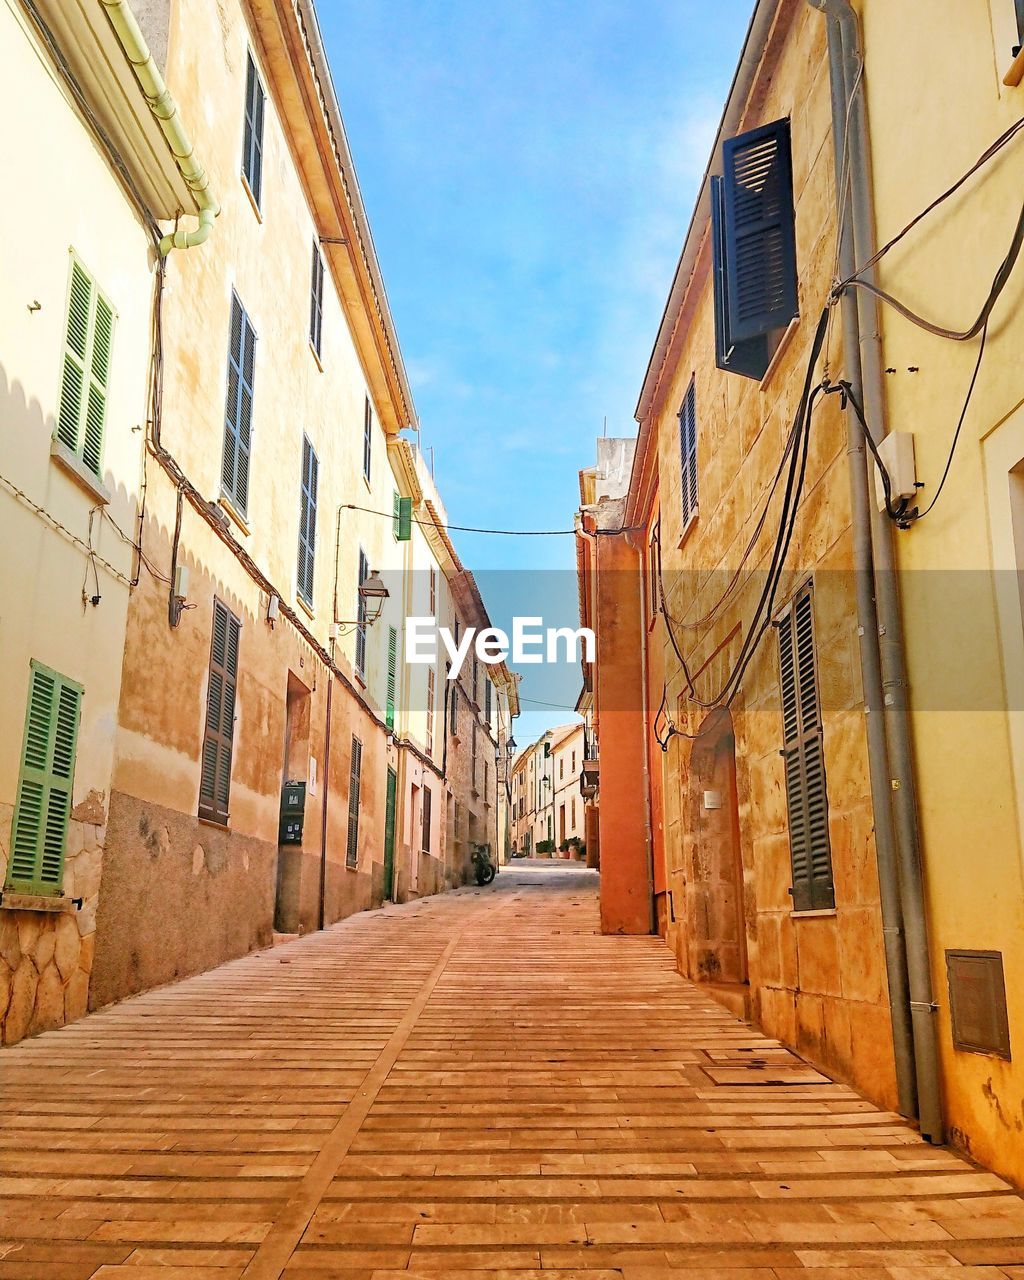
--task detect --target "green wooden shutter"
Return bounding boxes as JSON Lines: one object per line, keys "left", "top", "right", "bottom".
{"left": 297, "top": 436, "right": 318, "bottom": 606}
{"left": 778, "top": 584, "right": 834, "bottom": 911}
{"left": 422, "top": 785, "right": 432, "bottom": 853}
{"left": 392, "top": 490, "right": 401, "bottom": 537}
{"left": 363, "top": 397, "right": 372, "bottom": 482}
{"left": 56, "top": 258, "right": 114, "bottom": 475}
{"left": 346, "top": 736, "right": 362, "bottom": 867}
{"left": 243, "top": 51, "right": 265, "bottom": 206}
{"left": 398, "top": 496, "right": 412, "bottom": 541}
{"left": 386, "top": 626, "right": 397, "bottom": 730}
{"left": 223, "top": 295, "right": 255, "bottom": 515}
{"left": 199, "top": 600, "right": 241, "bottom": 824}
{"left": 7, "top": 662, "right": 83, "bottom": 896}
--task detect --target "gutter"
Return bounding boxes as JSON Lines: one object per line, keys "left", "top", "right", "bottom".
{"left": 809, "top": 0, "right": 943, "bottom": 1144}
{"left": 99, "top": 0, "right": 219, "bottom": 254}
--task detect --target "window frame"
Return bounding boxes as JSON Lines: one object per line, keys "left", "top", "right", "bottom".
{"left": 346, "top": 736, "right": 362, "bottom": 868}
{"left": 309, "top": 239, "right": 324, "bottom": 358}
{"left": 199, "top": 599, "right": 241, "bottom": 826}
{"left": 355, "top": 548, "right": 368, "bottom": 678}
{"left": 678, "top": 377, "right": 698, "bottom": 529}
{"left": 222, "top": 292, "right": 256, "bottom": 518}
{"left": 55, "top": 253, "right": 115, "bottom": 479}
{"left": 362, "top": 396, "right": 373, "bottom": 485}
{"left": 242, "top": 49, "right": 266, "bottom": 209}
{"left": 297, "top": 435, "right": 318, "bottom": 608}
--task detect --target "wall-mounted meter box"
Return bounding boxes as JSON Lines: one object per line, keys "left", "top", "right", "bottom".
{"left": 279, "top": 780, "right": 306, "bottom": 845}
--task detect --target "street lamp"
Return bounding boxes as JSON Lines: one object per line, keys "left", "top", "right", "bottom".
{"left": 333, "top": 569, "right": 389, "bottom": 633}
{"left": 506, "top": 735, "right": 517, "bottom": 757}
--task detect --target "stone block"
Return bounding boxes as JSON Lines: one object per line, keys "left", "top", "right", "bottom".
{"left": 64, "top": 969, "right": 90, "bottom": 1023}
{"left": 17, "top": 913, "right": 41, "bottom": 957}
{"left": 54, "top": 913, "right": 81, "bottom": 982}
{"left": 79, "top": 931, "right": 96, "bottom": 974}
{"left": 29, "top": 963, "right": 65, "bottom": 1035}
{"left": 32, "top": 924, "right": 56, "bottom": 973}
{"left": 0, "top": 959, "right": 10, "bottom": 1021}
{"left": 0, "top": 915, "right": 21, "bottom": 969}
{"left": 796, "top": 915, "right": 842, "bottom": 996}
{"left": 837, "top": 905, "right": 887, "bottom": 1005}
{"left": 848, "top": 1000, "right": 899, "bottom": 1110}
{"left": 5, "top": 959, "right": 37, "bottom": 1043}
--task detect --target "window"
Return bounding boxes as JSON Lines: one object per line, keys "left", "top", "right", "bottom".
{"left": 355, "top": 549, "right": 368, "bottom": 677}
{"left": 572, "top": 750, "right": 576, "bottom": 773}
{"left": 572, "top": 797, "right": 576, "bottom": 827}
{"left": 393, "top": 491, "right": 412, "bottom": 540}
{"left": 309, "top": 241, "right": 324, "bottom": 357}
{"left": 777, "top": 583, "right": 834, "bottom": 911}
{"left": 346, "top": 736, "right": 362, "bottom": 868}
{"left": 297, "top": 436, "right": 318, "bottom": 607}
{"left": 472, "top": 723, "right": 478, "bottom": 788}
{"left": 450, "top": 683, "right": 458, "bottom": 735}
{"left": 472, "top": 655, "right": 479, "bottom": 705}
{"left": 6, "top": 662, "right": 82, "bottom": 895}
{"left": 386, "top": 626, "right": 397, "bottom": 731}
{"left": 223, "top": 294, "right": 256, "bottom": 516}
{"left": 711, "top": 117, "right": 798, "bottom": 381}
{"left": 559, "top": 758, "right": 564, "bottom": 780}
{"left": 362, "top": 396, "right": 372, "bottom": 483}
{"left": 484, "top": 679, "right": 492, "bottom": 725}
{"left": 56, "top": 256, "right": 114, "bottom": 478}
{"left": 242, "top": 51, "right": 265, "bottom": 207}
{"left": 484, "top": 762, "right": 489, "bottom": 800}
{"left": 647, "top": 522, "right": 660, "bottom": 620}
{"left": 200, "top": 600, "right": 241, "bottom": 825}
{"left": 428, "top": 566, "right": 436, "bottom": 617}
{"left": 422, "top": 785, "right": 432, "bottom": 852}
{"left": 426, "top": 668, "right": 436, "bottom": 754}
{"left": 678, "top": 377, "right": 698, "bottom": 527}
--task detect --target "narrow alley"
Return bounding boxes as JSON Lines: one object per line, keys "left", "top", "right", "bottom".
{"left": 1, "top": 864, "right": 1023, "bottom": 1280}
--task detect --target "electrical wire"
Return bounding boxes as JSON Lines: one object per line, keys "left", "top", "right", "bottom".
{"left": 340, "top": 502, "right": 576, "bottom": 536}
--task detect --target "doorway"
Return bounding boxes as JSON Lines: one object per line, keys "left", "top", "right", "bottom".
{"left": 383, "top": 767, "right": 397, "bottom": 902}
{"left": 684, "top": 706, "right": 747, "bottom": 985}
{"left": 275, "top": 672, "right": 311, "bottom": 933}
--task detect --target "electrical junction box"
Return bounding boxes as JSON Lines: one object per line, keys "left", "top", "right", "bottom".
{"left": 703, "top": 789, "right": 724, "bottom": 810}
{"left": 279, "top": 780, "right": 306, "bottom": 845}
{"left": 875, "top": 431, "right": 917, "bottom": 513}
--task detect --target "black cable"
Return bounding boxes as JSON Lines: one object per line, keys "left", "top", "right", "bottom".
{"left": 341, "top": 503, "right": 575, "bottom": 536}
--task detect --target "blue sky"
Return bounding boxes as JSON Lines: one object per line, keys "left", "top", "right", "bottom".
{"left": 320, "top": 1, "right": 753, "bottom": 740}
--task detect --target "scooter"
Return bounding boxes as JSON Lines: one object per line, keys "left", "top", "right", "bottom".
{"left": 470, "top": 843, "right": 496, "bottom": 886}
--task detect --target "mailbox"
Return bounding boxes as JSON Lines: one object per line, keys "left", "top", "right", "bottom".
{"left": 279, "top": 780, "right": 306, "bottom": 845}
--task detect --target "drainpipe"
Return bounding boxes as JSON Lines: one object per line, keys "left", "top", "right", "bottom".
{"left": 99, "top": 0, "right": 219, "bottom": 254}
{"left": 810, "top": 0, "right": 943, "bottom": 1144}
{"left": 626, "top": 528, "right": 656, "bottom": 932}
{"left": 318, "top": 638, "right": 335, "bottom": 931}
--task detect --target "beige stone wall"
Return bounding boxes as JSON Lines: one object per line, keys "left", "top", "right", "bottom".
{"left": 649, "top": 2, "right": 897, "bottom": 1107}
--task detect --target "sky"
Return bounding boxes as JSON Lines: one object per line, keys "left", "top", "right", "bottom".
{"left": 319, "top": 1, "right": 754, "bottom": 743}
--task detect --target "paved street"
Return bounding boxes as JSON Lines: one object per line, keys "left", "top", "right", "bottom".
{"left": 1, "top": 863, "right": 1023, "bottom": 1279}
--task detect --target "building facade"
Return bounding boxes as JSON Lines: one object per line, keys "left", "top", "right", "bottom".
{"left": 577, "top": 0, "right": 1024, "bottom": 1184}
{"left": 510, "top": 724, "right": 585, "bottom": 856}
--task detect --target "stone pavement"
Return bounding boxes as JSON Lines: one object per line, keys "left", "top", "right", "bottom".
{"left": 1, "top": 863, "right": 1024, "bottom": 1279}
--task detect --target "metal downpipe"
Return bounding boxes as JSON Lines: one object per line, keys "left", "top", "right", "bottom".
{"left": 809, "top": 3, "right": 916, "bottom": 1123}
{"left": 812, "top": 0, "right": 943, "bottom": 1144}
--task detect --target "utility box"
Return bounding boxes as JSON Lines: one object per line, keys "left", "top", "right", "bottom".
{"left": 279, "top": 780, "right": 306, "bottom": 845}
{"left": 875, "top": 431, "right": 917, "bottom": 513}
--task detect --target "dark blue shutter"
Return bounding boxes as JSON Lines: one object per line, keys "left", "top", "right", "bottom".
{"left": 243, "top": 52, "right": 265, "bottom": 206}
{"left": 346, "top": 737, "right": 362, "bottom": 867}
{"left": 678, "top": 377, "right": 698, "bottom": 525}
{"left": 297, "top": 436, "right": 317, "bottom": 605}
{"left": 778, "top": 585, "right": 834, "bottom": 911}
{"left": 722, "top": 117, "right": 798, "bottom": 343}
{"left": 200, "top": 600, "right": 240, "bottom": 824}
{"left": 223, "top": 296, "right": 255, "bottom": 515}
{"left": 712, "top": 177, "right": 772, "bottom": 380}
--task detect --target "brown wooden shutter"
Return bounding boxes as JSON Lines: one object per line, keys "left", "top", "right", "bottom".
{"left": 199, "top": 600, "right": 241, "bottom": 824}
{"left": 777, "top": 583, "right": 834, "bottom": 911}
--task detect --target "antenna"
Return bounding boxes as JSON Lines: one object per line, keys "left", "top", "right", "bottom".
{"left": 602, "top": 415, "right": 607, "bottom": 438}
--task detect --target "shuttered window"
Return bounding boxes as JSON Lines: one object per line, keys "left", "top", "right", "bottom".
{"left": 362, "top": 397, "right": 372, "bottom": 483}
{"left": 711, "top": 117, "right": 798, "bottom": 381}
{"left": 386, "top": 626, "right": 397, "bottom": 730}
{"left": 309, "top": 241, "right": 324, "bottom": 357}
{"left": 777, "top": 583, "right": 834, "bottom": 911}
{"left": 222, "top": 294, "right": 256, "bottom": 516}
{"left": 346, "top": 736, "right": 362, "bottom": 868}
{"left": 355, "top": 549, "right": 368, "bottom": 677}
{"left": 428, "top": 567, "right": 436, "bottom": 616}
{"left": 6, "top": 662, "right": 83, "bottom": 896}
{"left": 422, "top": 786, "right": 432, "bottom": 852}
{"left": 393, "top": 492, "right": 412, "bottom": 540}
{"left": 426, "top": 668, "right": 436, "bottom": 754}
{"left": 485, "top": 678, "right": 492, "bottom": 726}
{"left": 472, "top": 723, "right": 478, "bottom": 788}
{"left": 450, "top": 683, "right": 458, "bottom": 735}
{"left": 678, "top": 377, "right": 698, "bottom": 527}
{"left": 297, "top": 436, "right": 318, "bottom": 607}
{"left": 56, "top": 257, "right": 114, "bottom": 478}
{"left": 199, "top": 600, "right": 241, "bottom": 825}
{"left": 242, "top": 51, "right": 265, "bottom": 208}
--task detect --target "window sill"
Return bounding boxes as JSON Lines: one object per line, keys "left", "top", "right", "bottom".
{"left": 362, "top": 473, "right": 372, "bottom": 494}
{"left": 345, "top": 861, "right": 359, "bottom": 873}
{"left": 198, "top": 814, "right": 229, "bottom": 831}
{"left": 218, "top": 493, "right": 251, "bottom": 537}
{"left": 1003, "top": 45, "right": 1024, "bottom": 86}
{"left": 0, "top": 890, "right": 78, "bottom": 914}
{"left": 296, "top": 594, "right": 315, "bottom": 621}
{"left": 758, "top": 316, "right": 800, "bottom": 389}
{"left": 677, "top": 508, "right": 698, "bottom": 551}
{"left": 50, "top": 438, "right": 111, "bottom": 505}
{"left": 790, "top": 907, "right": 837, "bottom": 920}
{"left": 241, "top": 174, "right": 263, "bottom": 222}
{"left": 309, "top": 341, "right": 324, "bottom": 372}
